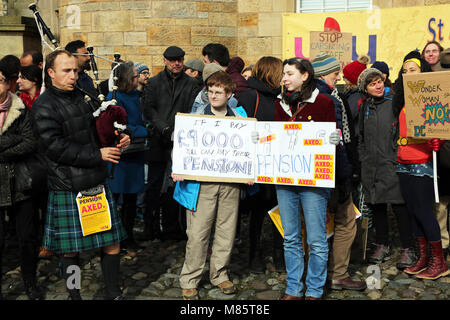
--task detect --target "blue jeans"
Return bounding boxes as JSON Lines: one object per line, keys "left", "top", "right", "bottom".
{"left": 276, "top": 185, "right": 331, "bottom": 298}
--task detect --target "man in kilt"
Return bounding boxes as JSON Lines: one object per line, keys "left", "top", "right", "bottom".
{"left": 30, "top": 50, "right": 130, "bottom": 300}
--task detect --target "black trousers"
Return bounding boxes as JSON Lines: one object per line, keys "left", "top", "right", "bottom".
{"left": 0, "top": 198, "right": 38, "bottom": 283}
{"left": 144, "top": 161, "right": 166, "bottom": 231}
{"left": 248, "top": 184, "right": 283, "bottom": 255}
{"left": 114, "top": 193, "right": 137, "bottom": 242}
{"left": 370, "top": 202, "right": 414, "bottom": 248}
{"left": 398, "top": 173, "right": 441, "bottom": 241}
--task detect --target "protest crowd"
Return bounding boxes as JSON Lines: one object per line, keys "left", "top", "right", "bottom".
{"left": 0, "top": 30, "right": 449, "bottom": 301}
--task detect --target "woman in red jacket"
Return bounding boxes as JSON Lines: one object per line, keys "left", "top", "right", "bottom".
{"left": 393, "top": 51, "right": 448, "bottom": 280}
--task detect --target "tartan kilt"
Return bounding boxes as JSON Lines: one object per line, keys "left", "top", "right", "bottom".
{"left": 42, "top": 184, "right": 127, "bottom": 254}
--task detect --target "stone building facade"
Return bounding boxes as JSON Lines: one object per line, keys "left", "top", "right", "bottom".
{"left": 2, "top": 0, "right": 450, "bottom": 78}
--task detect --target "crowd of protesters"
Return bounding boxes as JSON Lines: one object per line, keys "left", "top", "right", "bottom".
{"left": 0, "top": 38, "right": 449, "bottom": 301}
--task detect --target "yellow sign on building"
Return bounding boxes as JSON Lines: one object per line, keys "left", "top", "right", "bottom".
{"left": 283, "top": 5, "right": 450, "bottom": 76}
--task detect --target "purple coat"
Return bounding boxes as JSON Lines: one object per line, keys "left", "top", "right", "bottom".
{"left": 226, "top": 57, "right": 248, "bottom": 99}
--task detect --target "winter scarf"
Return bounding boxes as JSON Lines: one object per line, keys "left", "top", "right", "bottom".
{"left": 0, "top": 92, "right": 12, "bottom": 129}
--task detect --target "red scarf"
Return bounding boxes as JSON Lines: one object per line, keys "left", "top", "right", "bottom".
{"left": 19, "top": 88, "right": 41, "bottom": 110}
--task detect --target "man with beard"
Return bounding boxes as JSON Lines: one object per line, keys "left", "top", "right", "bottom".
{"left": 65, "top": 40, "right": 96, "bottom": 95}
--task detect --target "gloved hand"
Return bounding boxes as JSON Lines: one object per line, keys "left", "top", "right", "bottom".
{"left": 428, "top": 138, "right": 445, "bottom": 151}
{"left": 145, "top": 122, "right": 155, "bottom": 138}
{"left": 251, "top": 131, "right": 259, "bottom": 144}
{"left": 161, "top": 126, "right": 173, "bottom": 145}
{"left": 329, "top": 129, "right": 341, "bottom": 145}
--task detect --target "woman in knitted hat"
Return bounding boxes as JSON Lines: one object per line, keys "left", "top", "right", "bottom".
{"left": 274, "top": 57, "right": 340, "bottom": 300}
{"left": 357, "top": 68, "right": 415, "bottom": 269}
{"left": 393, "top": 51, "right": 448, "bottom": 280}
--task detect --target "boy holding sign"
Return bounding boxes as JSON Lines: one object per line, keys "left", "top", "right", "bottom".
{"left": 172, "top": 71, "right": 251, "bottom": 300}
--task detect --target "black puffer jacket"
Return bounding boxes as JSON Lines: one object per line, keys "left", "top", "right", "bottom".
{"left": 237, "top": 77, "right": 280, "bottom": 121}
{"left": 0, "top": 93, "right": 36, "bottom": 206}
{"left": 358, "top": 90, "right": 403, "bottom": 204}
{"left": 30, "top": 85, "right": 107, "bottom": 192}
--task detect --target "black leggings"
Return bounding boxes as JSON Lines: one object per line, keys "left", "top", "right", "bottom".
{"left": 0, "top": 198, "right": 38, "bottom": 283}
{"left": 370, "top": 203, "right": 413, "bottom": 248}
{"left": 397, "top": 173, "right": 441, "bottom": 242}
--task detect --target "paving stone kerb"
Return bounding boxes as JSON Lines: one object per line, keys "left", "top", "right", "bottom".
{"left": 1, "top": 216, "right": 449, "bottom": 300}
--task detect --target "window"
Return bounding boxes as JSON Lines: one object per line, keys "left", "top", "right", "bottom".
{"left": 296, "top": 0, "right": 372, "bottom": 13}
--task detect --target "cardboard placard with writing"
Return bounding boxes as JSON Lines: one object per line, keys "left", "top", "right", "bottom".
{"left": 309, "top": 31, "right": 352, "bottom": 66}
{"left": 172, "top": 114, "right": 336, "bottom": 187}
{"left": 403, "top": 71, "right": 450, "bottom": 140}
{"left": 254, "top": 121, "right": 336, "bottom": 188}
{"left": 172, "top": 113, "right": 257, "bottom": 183}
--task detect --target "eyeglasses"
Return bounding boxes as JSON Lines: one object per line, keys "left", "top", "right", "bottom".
{"left": 140, "top": 71, "right": 150, "bottom": 76}
{"left": 207, "top": 90, "right": 225, "bottom": 97}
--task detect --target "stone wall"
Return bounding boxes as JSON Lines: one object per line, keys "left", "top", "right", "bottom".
{"left": 16, "top": 0, "right": 450, "bottom": 78}
{"left": 237, "top": 0, "right": 294, "bottom": 65}
{"left": 57, "top": 0, "right": 240, "bottom": 79}
{"left": 54, "top": 0, "right": 298, "bottom": 77}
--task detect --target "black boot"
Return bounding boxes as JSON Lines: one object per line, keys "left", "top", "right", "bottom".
{"left": 272, "top": 247, "right": 286, "bottom": 273}
{"left": 60, "top": 256, "right": 82, "bottom": 300}
{"left": 137, "top": 223, "right": 155, "bottom": 241}
{"left": 101, "top": 253, "right": 123, "bottom": 300}
{"left": 249, "top": 249, "right": 266, "bottom": 274}
{"left": 396, "top": 247, "right": 416, "bottom": 270}
{"left": 23, "top": 277, "right": 43, "bottom": 300}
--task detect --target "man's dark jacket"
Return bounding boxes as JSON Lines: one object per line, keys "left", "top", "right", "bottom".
{"left": 142, "top": 68, "right": 201, "bottom": 162}
{"left": 30, "top": 85, "right": 108, "bottom": 192}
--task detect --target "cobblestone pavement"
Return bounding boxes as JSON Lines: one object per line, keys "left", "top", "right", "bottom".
{"left": 1, "top": 212, "right": 449, "bottom": 301}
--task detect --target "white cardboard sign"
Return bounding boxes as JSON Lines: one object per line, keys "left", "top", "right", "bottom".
{"left": 172, "top": 113, "right": 336, "bottom": 188}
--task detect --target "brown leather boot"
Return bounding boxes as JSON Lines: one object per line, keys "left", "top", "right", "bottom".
{"left": 416, "top": 240, "right": 450, "bottom": 280}
{"left": 404, "top": 237, "right": 428, "bottom": 275}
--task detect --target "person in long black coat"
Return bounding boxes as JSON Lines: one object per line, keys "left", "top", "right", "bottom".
{"left": 237, "top": 56, "right": 284, "bottom": 273}
{"left": 141, "top": 46, "right": 201, "bottom": 241}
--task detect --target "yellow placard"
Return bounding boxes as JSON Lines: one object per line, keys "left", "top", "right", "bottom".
{"left": 268, "top": 203, "right": 361, "bottom": 240}
{"left": 76, "top": 187, "right": 112, "bottom": 236}
{"left": 283, "top": 5, "right": 450, "bottom": 77}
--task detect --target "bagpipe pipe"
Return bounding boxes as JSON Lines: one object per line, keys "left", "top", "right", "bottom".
{"left": 29, "top": 3, "right": 128, "bottom": 179}
{"left": 29, "top": 3, "right": 59, "bottom": 49}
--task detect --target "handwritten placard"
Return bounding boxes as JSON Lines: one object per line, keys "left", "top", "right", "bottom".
{"left": 254, "top": 121, "right": 336, "bottom": 188}
{"left": 310, "top": 31, "right": 353, "bottom": 67}
{"left": 172, "top": 113, "right": 257, "bottom": 183}
{"left": 403, "top": 71, "right": 450, "bottom": 139}
{"left": 172, "top": 114, "right": 336, "bottom": 187}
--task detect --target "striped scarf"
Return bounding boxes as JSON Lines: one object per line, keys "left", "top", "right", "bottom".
{"left": 331, "top": 88, "right": 351, "bottom": 144}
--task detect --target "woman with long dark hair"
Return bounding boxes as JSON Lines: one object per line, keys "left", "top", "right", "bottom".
{"left": 238, "top": 56, "right": 284, "bottom": 273}
{"left": 274, "top": 58, "right": 339, "bottom": 300}
{"left": 17, "top": 65, "right": 42, "bottom": 110}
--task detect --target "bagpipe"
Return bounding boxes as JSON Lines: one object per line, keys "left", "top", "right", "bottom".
{"left": 29, "top": 3, "right": 128, "bottom": 178}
